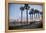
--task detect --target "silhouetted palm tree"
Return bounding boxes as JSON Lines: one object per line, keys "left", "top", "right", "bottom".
{"left": 29, "top": 8, "right": 34, "bottom": 22}
{"left": 34, "top": 9, "right": 39, "bottom": 19}
{"left": 20, "top": 7, "right": 24, "bottom": 24}
{"left": 40, "top": 12, "right": 43, "bottom": 19}
{"left": 24, "top": 4, "right": 30, "bottom": 24}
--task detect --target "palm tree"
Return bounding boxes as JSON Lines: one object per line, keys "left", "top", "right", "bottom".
{"left": 40, "top": 12, "right": 43, "bottom": 17}
{"left": 29, "top": 8, "right": 34, "bottom": 22}
{"left": 24, "top": 4, "right": 30, "bottom": 24}
{"left": 34, "top": 9, "right": 39, "bottom": 19}
{"left": 39, "top": 12, "right": 43, "bottom": 26}
{"left": 40, "top": 12, "right": 43, "bottom": 21}
{"left": 20, "top": 7, "right": 24, "bottom": 24}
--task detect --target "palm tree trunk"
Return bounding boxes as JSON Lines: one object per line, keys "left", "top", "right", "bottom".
{"left": 30, "top": 14, "right": 33, "bottom": 22}
{"left": 21, "top": 11, "right": 23, "bottom": 24}
{"left": 32, "top": 14, "right": 33, "bottom": 22}
{"left": 30, "top": 15, "right": 31, "bottom": 22}
{"left": 38, "top": 13, "right": 39, "bottom": 20}
{"left": 26, "top": 10, "right": 28, "bottom": 24}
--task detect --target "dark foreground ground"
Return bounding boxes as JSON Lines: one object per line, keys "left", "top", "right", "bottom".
{"left": 8, "top": 21, "right": 43, "bottom": 30}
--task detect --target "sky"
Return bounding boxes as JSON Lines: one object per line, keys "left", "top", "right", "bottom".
{"left": 9, "top": 4, "right": 42, "bottom": 21}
